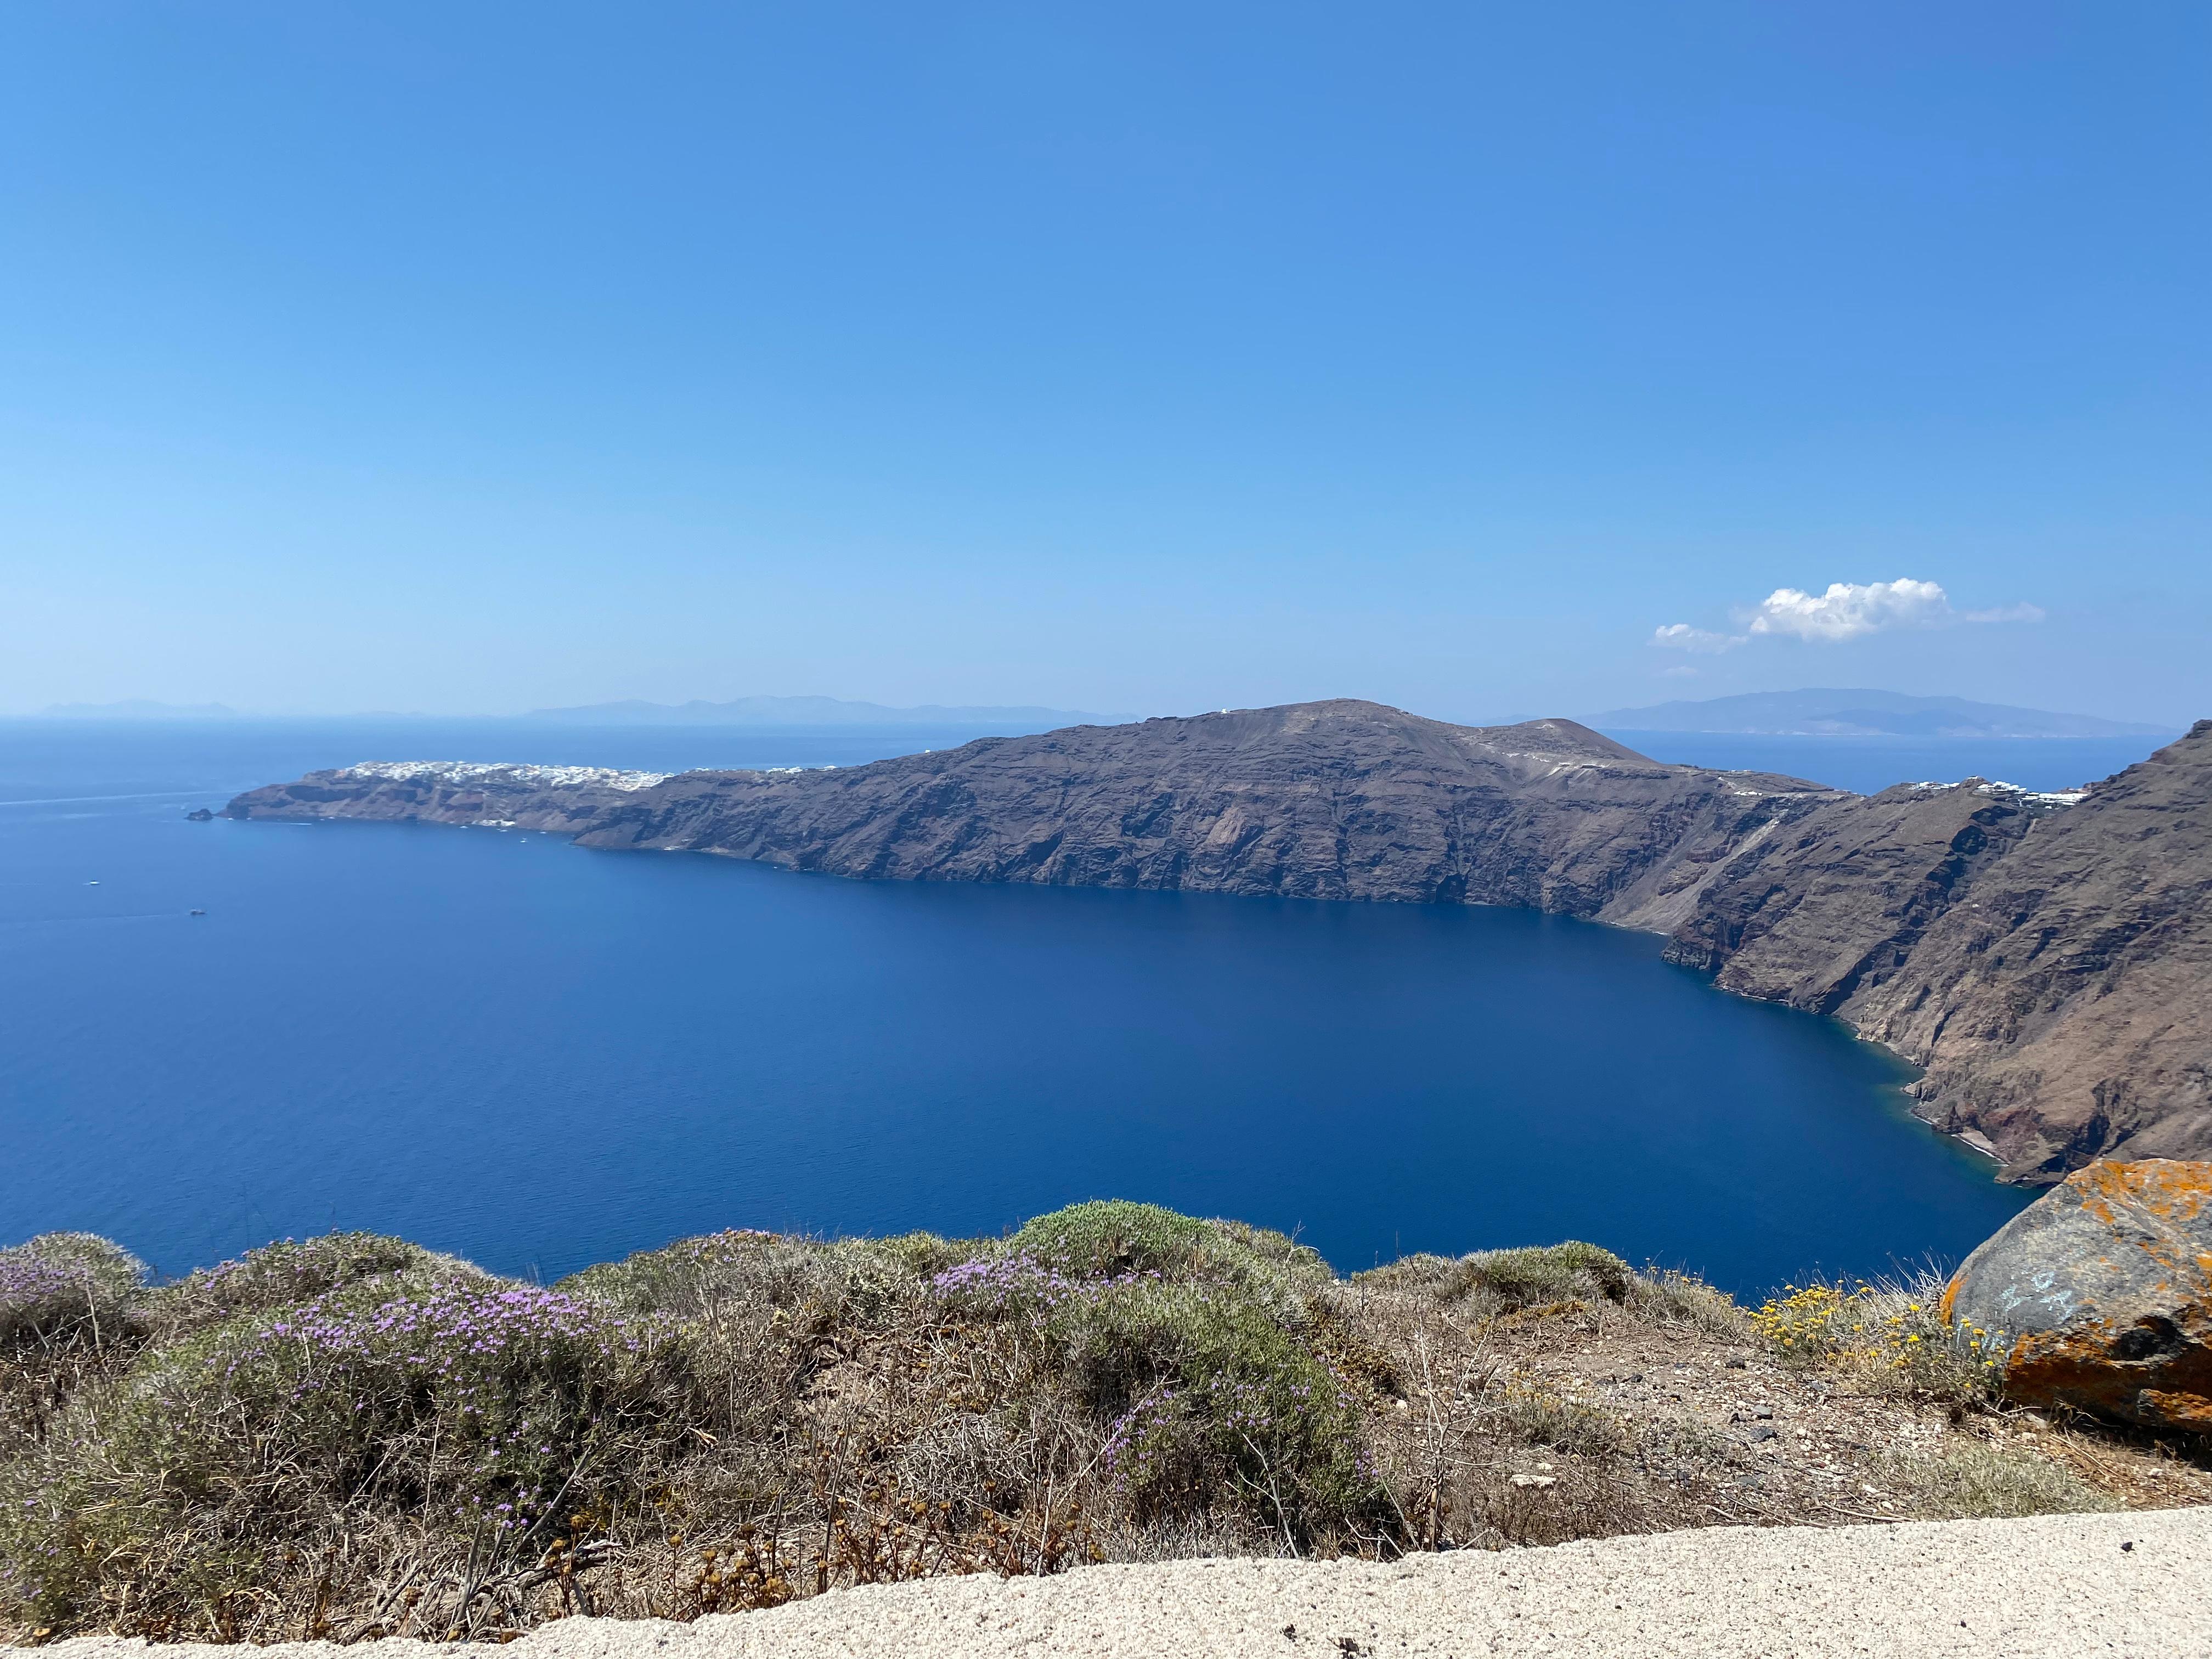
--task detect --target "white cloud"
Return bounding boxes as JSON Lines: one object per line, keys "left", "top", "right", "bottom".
{"left": 1652, "top": 578, "right": 2045, "bottom": 650}
{"left": 1746, "top": 578, "right": 1954, "bottom": 641}
{"left": 1651, "top": 623, "right": 1747, "bottom": 654}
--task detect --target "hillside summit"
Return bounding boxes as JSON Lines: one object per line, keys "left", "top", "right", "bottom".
{"left": 224, "top": 701, "right": 2212, "bottom": 1183}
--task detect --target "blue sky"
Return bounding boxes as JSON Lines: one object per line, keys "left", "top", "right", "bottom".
{"left": 3, "top": 3, "right": 2206, "bottom": 723}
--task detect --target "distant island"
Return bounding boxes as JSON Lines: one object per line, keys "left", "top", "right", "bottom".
{"left": 13, "top": 695, "right": 1122, "bottom": 726}
{"left": 1593, "top": 687, "right": 2176, "bottom": 740}
{"left": 35, "top": 699, "right": 240, "bottom": 720}
{"left": 523, "top": 695, "right": 1122, "bottom": 727}
{"left": 223, "top": 700, "right": 2212, "bottom": 1186}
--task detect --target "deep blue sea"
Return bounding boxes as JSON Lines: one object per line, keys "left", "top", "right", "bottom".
{"left": 7, "top": 721, "right": 2160, "bottom": 1295}
{"left": 1597, "top": 730, "right": 2170, "bottom": 797}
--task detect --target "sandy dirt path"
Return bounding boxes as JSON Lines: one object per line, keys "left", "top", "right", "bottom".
{"left": 54, "top": 1508, "right": 2209, "bottom": 1658}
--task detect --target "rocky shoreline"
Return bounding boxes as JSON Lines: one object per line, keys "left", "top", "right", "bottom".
{"left": 219, "top": 702, "right": 2212, "bottom": 1184}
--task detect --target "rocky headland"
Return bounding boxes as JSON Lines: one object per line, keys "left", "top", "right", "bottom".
{"left": 227, "top": 704, "right": 1846, "bottom": 925}
{"left": 221, "top": 702, "right": 2212, "bottom": 1184}
{"left": 228, "top": 760, "right": 677, "bottom": 833}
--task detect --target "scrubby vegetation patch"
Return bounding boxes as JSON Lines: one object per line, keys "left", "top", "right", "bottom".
{"left": 0, "top": 1209, "right": 2192, "bottom": 1643}
{"left": 0, "top": 1234, "right": 145, "bottom": 1352}
{"left": 1751, "top": 1276, "right": 1995, "bottom": 1400}
{"left": 146, "top": 1233, "right": 432, "bottom": 1338}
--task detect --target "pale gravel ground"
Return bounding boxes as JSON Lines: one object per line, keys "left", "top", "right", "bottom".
{"left": 50, "top": 1509, "right": 2210, "bottom": 1658}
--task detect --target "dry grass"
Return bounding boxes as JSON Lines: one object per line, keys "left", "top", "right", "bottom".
{"left": 1, "top": 1214, "right": 2196, "bottom": 1645}
{"left": 1883, "top": 1437, "right": 2118, "bottom": 1520}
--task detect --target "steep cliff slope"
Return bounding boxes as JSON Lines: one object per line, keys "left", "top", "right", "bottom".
{"left": 1844, "top": 724, "right": 2212, "bottom": 1178}
{"left": 564, "top": 701, "right": 1839, "bottom": 923}
{"left": 1663, "top": 780, "right": 2073, "bottom": 1011}
{"left": 1670, "top": 724, "right": 2212, "bottom": 1180}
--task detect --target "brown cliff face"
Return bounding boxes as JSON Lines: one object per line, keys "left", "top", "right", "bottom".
{"left": 1667, "top": 723, "right": 2212, "bottom": 1182}
{"left": 565, "top": 701, "right": 1839, "bottom": 923}
{"left": 1842, "top": 723, "right": 2212, "bottom": 1180}
{"left": 1661, "top": 780, "right": 2059, "bottom": 1012}
{"left": 223, "top": 704, "right": 1838, "bottom": 921}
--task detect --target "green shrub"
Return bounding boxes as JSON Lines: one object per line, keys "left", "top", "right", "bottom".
{"left": 1347, "top": 1253, "right": 1458, "bottom": 1295}
{"left": 926, "top": 1205, "right": 1377, "bottom": 1539}
{"left": 1009, "top": 1201, "right": 1329, "bottom": 1323}
{"left": 561, "top": 1228, "right": 959, "bottom": 1325}
{"left": 1442, "top": 1242, "right": 1632, "bottom": 1311}
{"left": 563, "top": 1228, "right": 802, "bottom": 1316}
{"left": 1626, "top": 1269, "right": 1748, "bottom": 1338}
{"left": 860, "top": 1230, "right": 975, "bottom": 1282}
{"left": 1063, "top": 1279, "right": 1375, "bottom": 1534}
{"left": 1492, "top": 1380, "right": 1627, "bottom": 1456}
{"left": 1011, "top": 1201, "right": 1223, "bottom": 1279}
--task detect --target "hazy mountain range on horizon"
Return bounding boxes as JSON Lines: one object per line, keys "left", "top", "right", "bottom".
{"left": 35, "top": 699, "right": 245, "bottom": 720}
{"left": 520, "top": 695, "right": 1122, "bottom": 727}
{"left": 1593, "top": 688, "right": 2176, "bottom": 740}
{"left": 22, "top": 695, "right": 1120, "bottom": 727}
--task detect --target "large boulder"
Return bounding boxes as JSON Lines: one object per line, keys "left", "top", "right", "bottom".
{"left": 1943, "top": 1159, "right": 2211, "bottom": 1431}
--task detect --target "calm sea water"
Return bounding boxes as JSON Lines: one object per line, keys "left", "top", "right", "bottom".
{"left": 0, "top": 720, "right": 2053, "bottom": 1294}
{"left": 1599, "top": 731, "right": 2171, "bottom": 797}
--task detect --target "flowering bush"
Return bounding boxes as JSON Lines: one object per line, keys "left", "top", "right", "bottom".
{"left": 1, "top": 1265, "right": 694, "bottom": 1631}
{"left": 928, "top": 1249, "right": 1186, "bottom": 1320}
{"left": 929, "top": 1251, "right": 1081, "bottom": 1317}
{"left": 0, "top": 1235, "right": 145, "bottom": 1352}
{"left": 1751, "top": 1277, "right": 1992, "bottom": 1398}
{"left": 168, "top": 1273, "right": 682, "bottom": 1517}
{"left": 146, "top": 1233, "right": 430, "bottom": 1338}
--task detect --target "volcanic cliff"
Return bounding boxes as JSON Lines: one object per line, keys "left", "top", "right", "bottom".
{"left": 223, "top": 702, "right": 2212, "bottom": 1182}
{"left": 1669, "top": 723, "right": 2212, "bottom": 1180}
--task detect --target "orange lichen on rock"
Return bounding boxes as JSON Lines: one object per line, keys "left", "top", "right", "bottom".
{"left": 1944, "top": 1159, "right": 2212, "bottom": 1431}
